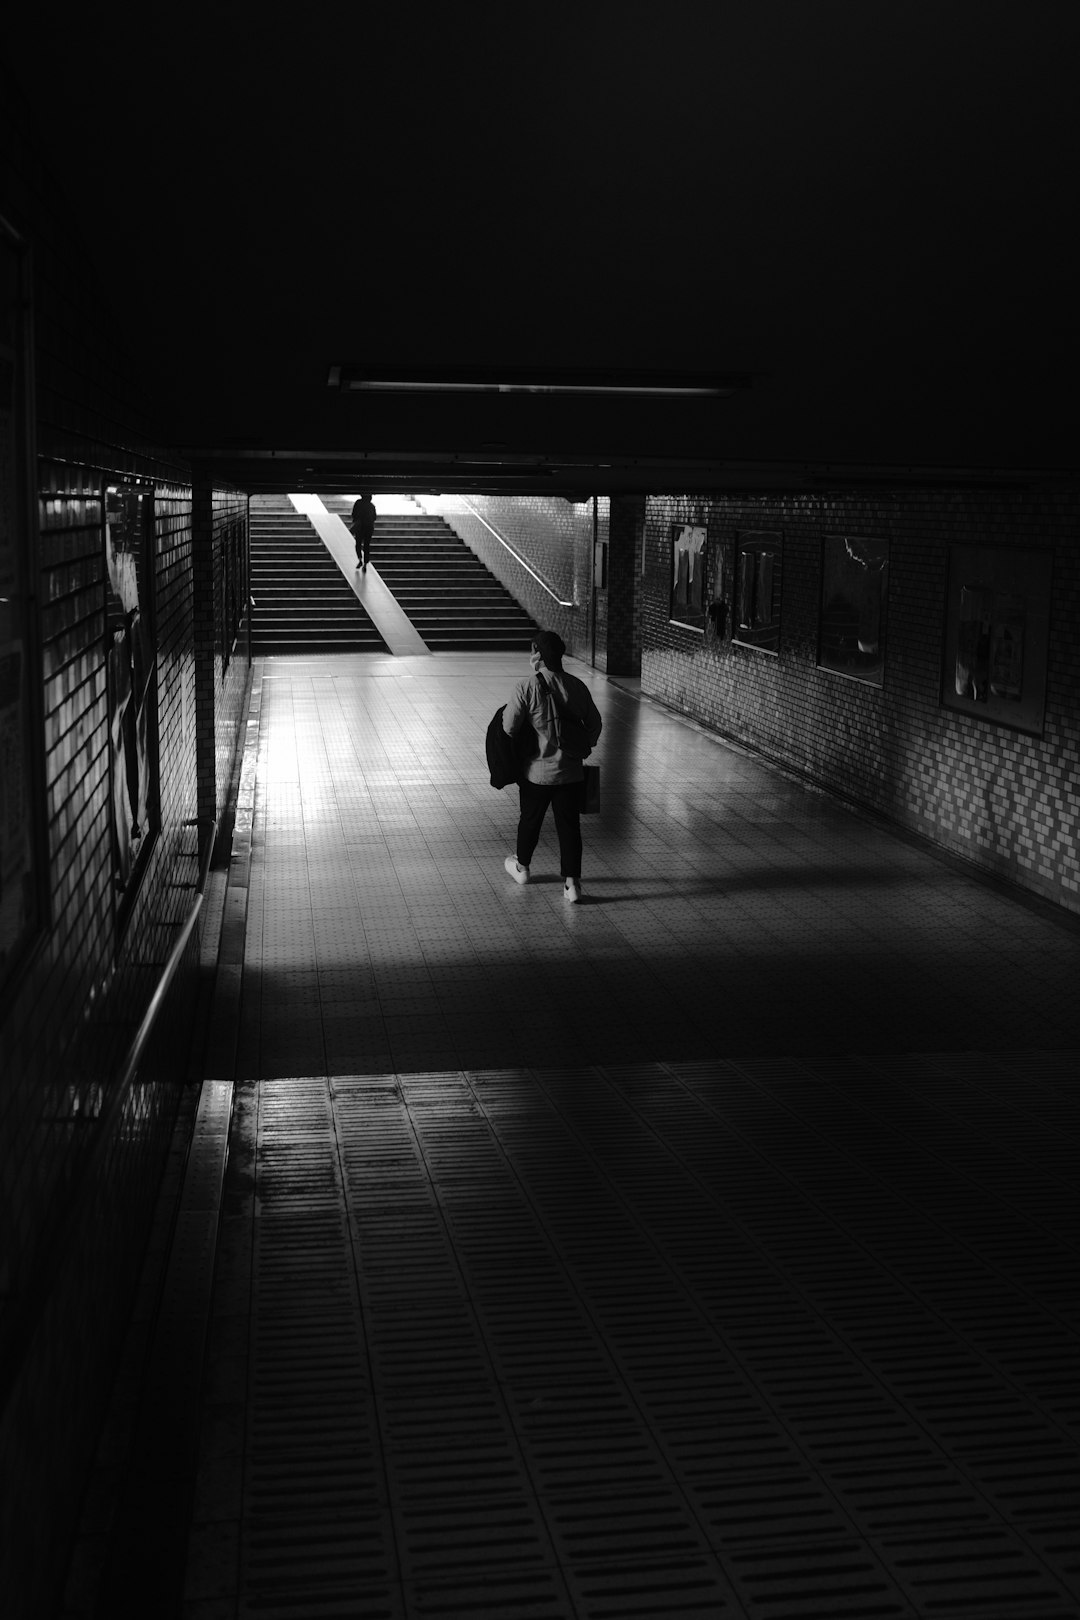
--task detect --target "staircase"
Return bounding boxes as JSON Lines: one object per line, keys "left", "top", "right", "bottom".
{"left": 249, "top": 496, "right": 385, "bottom": 654}
{"left": 323, "top": 498, "right": 539, "bottom": 651}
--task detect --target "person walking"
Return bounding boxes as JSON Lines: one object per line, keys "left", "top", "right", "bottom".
{"left": 502, "top": 630, "right": 602, "bottom": 903}
{"left": 350, "top": 491, "right": 377, "bottom": 571}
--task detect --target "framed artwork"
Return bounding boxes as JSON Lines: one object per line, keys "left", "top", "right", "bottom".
{"left": 819, "top": 534, "right": 889, "bottom": 686}
{"left": 104, "top": 481, "right": 159, "bottom": 910}
{"left": 670, "top": 523, "right": 706, "bottom": 629}
{"left": 734, "top": 531, "right": 782, "bottom": 652}
{"left": 707, "top": 544, "right": 727, "bottom": 635}
{"left": 0, "top": 219, "right": 46, "bottom": 1002}
{"left": 941, "top": 544, "right": 1052, "bottom": 735}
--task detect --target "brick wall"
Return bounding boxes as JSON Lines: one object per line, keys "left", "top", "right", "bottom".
{"left": 214, "top": 490, "right": 251, "bottom": 814}
{"left": 0, "top": 458, "right": 197, "bottom": 1610}
{"left": 414, "top": 493, "right": 608, "bottom": 664}
{"left": 642, "top": 489, "right": 1080, "bottom": 913}
{"left": 607, "top": 495, "right": 646, "bottom": 677}
{"left": 0, "top": 462, "right": 252, "bottom": 1617}
{"left": 0, "top": 90, "right": 251, "bottom": 1614}
{"left": 193, "top": 482, "right": 250, "bottom": 831}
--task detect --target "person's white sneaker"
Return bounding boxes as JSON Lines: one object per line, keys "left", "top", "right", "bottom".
{"left": 564, "top": 878, "right": 582, "bottom": 904}
{"left": 504, "top": 856, "right": 530, "bottom": 885}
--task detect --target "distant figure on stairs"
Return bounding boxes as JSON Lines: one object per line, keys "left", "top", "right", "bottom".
{"left": 351, "top": 491, "right": 377, "bottom": 571}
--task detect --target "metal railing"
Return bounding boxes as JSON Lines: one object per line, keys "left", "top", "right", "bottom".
{"left": 0, "top": 819, "right": 218, "bottom": 1412}
{"left": 112, "top": 819, "right": 217, "bottom": 1106}
{"left": 456, "top": 497, "right": 575, "bottom": 607}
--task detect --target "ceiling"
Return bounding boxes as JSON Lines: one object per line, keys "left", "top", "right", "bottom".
{"left": 8, "top": 4, "right": 1080, "bottom": 494}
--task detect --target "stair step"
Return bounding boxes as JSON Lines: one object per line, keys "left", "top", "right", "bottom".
{"left": 252, "top": 501, "right": 539, "bottom": 654}
{"left": 255, "top": 593, "right": 350, "bottom": 602}
{"left": 249, "top": 505, "right": 386, "bottom": 654}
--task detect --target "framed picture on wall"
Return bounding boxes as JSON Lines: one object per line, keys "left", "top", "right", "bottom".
{"left": 941, "top": 544, "right": 1053, "bottom": 736}
{"left": 670, "top": 524, "right": 707, "bottom": 629}
{"left": 733, "top": 531, "right": 782, "bottom": 652}
{"left": 104, "top": 481, "right": 160, "bottom": 914}
{"left": 818, "top": 534, "right": 889, "bottom": 685}
{"left": 0, "top": 218, "right": 47, "bottom": 1004}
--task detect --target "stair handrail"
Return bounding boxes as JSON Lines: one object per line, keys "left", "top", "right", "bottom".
{"left": 0, "top": 818, "right": 218, "bottom": 1415}
{"left": 113, "top": 817, "right": 217, "bottom": 1103}
{"left": 455, "top": 497, "right": 574, "bottom": 607}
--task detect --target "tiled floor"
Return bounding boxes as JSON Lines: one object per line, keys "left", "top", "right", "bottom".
{"left": 136, "top": 654, "right": 1080, "bottom": 1617}
{"left": 232, "top": 653, "right": 1080, "bottom": 1077}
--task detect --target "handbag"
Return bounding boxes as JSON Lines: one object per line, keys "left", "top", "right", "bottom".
{"left": 579, "top": 763, "right": 600, "bottom": 814}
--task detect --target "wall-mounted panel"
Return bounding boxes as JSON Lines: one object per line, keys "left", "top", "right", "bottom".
{"left": 104, "top": 482, "right": 159, "bottom": 917}
{"left": 819, "top": 533, "right": 889, "bottom": 687}
{"left": 734, "top": 531, "right": 782, "bottom": 653}
{"left": 641, "top": 489, "right": 1080, "bottom": 914}
{"left": 941, "top": 544, "right": 1052, "bottom": 735}
{"left": 670, "top": 523, "right": 706, "bottom": 631}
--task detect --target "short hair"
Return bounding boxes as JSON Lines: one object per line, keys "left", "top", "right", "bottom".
{"left": 533, "top": 630, "right": 566, "bottom": 667}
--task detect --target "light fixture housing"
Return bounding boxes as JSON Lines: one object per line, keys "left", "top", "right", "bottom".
{"left": 328, "top": 365, "right": 750, "bottom": 398}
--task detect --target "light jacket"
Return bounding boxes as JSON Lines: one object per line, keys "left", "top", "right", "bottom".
{"left": 503, "top": 671, "right": 603, "bottom": 785}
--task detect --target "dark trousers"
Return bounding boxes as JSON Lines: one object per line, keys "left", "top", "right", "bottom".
{"left": 516, "top": 780, "right": 582, "bottom": 879}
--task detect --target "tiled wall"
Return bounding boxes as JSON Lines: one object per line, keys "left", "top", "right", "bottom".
{"left": 1, "top": 462, "right": 191, "bottom": 1609}
{"left": 213, "top": 490, "right": 251, "bottom": 814}
{"left": 194, "top": 483, "right": 250, "bottom": 828}
{"left": 414, "top": 493, "right": 608, "bottom": 663}
{"left": 607, "top": 496, "right": 646, "bottom": 677}
{"left": 642, "top": 489, "right": 1080, "bottom": 913}
{"left": 1, "top": 463, "right": 252, "bottom": 1613}
{"left": 2, "top": 463, "right": 203, "bottom": 1274}
{"left": 1, "top": 87, "right": 252, "bottom": 1612}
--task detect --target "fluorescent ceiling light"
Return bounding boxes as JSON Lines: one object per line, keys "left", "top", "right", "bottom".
{"left": 328, "top": 365, "right": 749, "bottom": 398}
{"left": 352, "top": 381, "right": 727, "bottom": 397}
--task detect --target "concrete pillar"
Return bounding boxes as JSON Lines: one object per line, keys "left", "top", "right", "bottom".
{"left": 191, "top": 472, "right": 217, "bottom": 834}
{"left": 606, "top": 495, "right": 645, "bottom": 676}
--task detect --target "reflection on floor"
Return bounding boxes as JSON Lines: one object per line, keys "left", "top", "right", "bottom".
{"left": 73, "top": 654, "right": 1080, "bottom": 1619}
{"left": 236, "top": 654, "right": 1080, "bottom": 1074}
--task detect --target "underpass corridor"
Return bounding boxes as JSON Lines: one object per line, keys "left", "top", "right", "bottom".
{"left": 68, "top": 652, "right": 1080, "bottom": 1620}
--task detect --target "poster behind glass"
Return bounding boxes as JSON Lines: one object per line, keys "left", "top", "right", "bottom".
{"left": 733, "top": 532, "right": 782, "bottom": 652}
{"left": 941, "top": 545, "right": 1052, "bottom": 735}
{"left": 670, "top": 524, "right": 706, "bottom": 629}
{"left": 0, "top": 223, "right": 43, "bottom": 1002}
{"left": 818, "top": 534, "right": 889, "bottom": 685}
{"left": 105, "top": 483, "right": 158, "bottom": 903}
